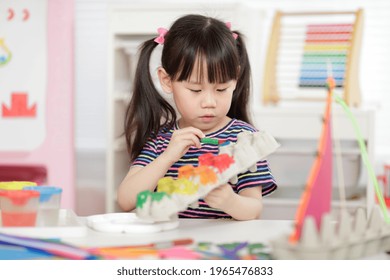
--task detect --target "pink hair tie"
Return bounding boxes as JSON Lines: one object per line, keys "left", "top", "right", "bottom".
{"left": 154, "top": 27, "right": 168, "bottom": 45}
{"left": 225, "top": 22, "right": 238, "bottom": 40}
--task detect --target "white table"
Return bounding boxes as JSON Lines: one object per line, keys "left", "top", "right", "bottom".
{"left": 63, "top": 218, "right": 294, "bottom": 248}
{"left": 62, "top": 216, "right": 389, "bottom": 260}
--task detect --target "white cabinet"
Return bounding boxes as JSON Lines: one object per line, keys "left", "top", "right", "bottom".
{"left": 252, "top": 105, "right": 376, "bottom": 219}
{"left": 106, "top": 35, "right": 148, "bottom": 213}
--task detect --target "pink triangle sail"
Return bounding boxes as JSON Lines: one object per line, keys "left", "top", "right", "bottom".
{"left": 289, "top": 78, "right": 335, "bottom": 243}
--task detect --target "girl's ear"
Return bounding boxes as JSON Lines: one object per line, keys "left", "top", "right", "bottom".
{"left": 157, "top": 67, "right": 173, "bottom": 94}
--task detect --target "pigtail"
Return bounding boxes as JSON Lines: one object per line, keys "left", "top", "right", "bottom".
{"left": 228, "top": 31, "right": 252, "bottom": 125}
{"left": 124, "top": 38, "right": 177, "bottom": 162}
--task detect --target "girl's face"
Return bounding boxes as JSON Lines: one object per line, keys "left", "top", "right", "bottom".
{"left": 158, "top": 63, "right": 237, "bottom": 134}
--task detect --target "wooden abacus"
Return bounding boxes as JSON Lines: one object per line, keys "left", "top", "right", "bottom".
{"left": 262, "top": 9, "right": 363, "bottom": 107}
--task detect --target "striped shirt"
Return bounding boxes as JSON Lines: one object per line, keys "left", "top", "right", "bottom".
{"left": 132, "top": 118, "right": 277, "bottom": 219}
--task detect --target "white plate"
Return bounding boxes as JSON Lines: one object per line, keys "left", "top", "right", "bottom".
{"left": 86, "top": 213, "right": 179, "bottom": 233}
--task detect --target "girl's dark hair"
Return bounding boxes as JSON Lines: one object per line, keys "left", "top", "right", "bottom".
{"left": 125, "top": 14, "right": 252, "bottom": 162}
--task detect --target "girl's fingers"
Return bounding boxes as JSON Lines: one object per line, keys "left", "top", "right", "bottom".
{"left": 171, "top": 135, "right": 198, "bottom": 148}
{"left": 172, "top": 128, "right": 204, "bottom": 148}
{"left": 188, "top": 134, "right": 201, "bottom": 148}
{"left": 174, "top": 127, "right": 205, "bottom": 139}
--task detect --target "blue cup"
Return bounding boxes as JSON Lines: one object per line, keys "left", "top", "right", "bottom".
{"left": 23, "top": 186, "right": 62, "bottom": 226}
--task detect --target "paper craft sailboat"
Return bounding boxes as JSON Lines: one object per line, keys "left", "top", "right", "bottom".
{"left": 271, "top": 77, "right": 390, "bottom": 259}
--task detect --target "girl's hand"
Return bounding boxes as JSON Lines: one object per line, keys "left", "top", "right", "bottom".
{"left": 161, "top": 127, "right": 204, "bottom": 164}
{"left": 204, "top": 184, "right": 236, "bottom": 211}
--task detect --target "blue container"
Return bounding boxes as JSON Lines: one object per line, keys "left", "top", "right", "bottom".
{"left": 24, "top": 186, "right": 62, "bottom": 204}
{"left": 23, "top": 186, "right": 62, "bottom": 226}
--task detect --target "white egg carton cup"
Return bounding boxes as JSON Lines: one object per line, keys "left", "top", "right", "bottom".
{"left": 136, "top": 130, "right": 280, "bottom": 222}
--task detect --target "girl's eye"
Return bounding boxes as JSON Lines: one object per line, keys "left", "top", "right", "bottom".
{"left": 216, "top": 88, "right": 228, "bottom": 92}
{"left": 189, "top": 89, "right": 201, "bottom": 93}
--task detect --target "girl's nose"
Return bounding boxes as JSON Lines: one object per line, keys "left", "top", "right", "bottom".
{"left": 201, "top": 91, "right": 217, "bottom": 108}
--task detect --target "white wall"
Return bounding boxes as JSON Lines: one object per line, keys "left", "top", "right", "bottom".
{"left": 75, "top": 0, "right": 390, "bottom": 215}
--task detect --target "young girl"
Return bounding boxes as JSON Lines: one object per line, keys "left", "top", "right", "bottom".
{"left": 117, "top": 14, "right": 277, "bottom": 220}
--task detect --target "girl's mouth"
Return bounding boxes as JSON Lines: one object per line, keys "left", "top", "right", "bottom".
{"left": 200, "top": 115, "right": 215, "bottom": 122}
